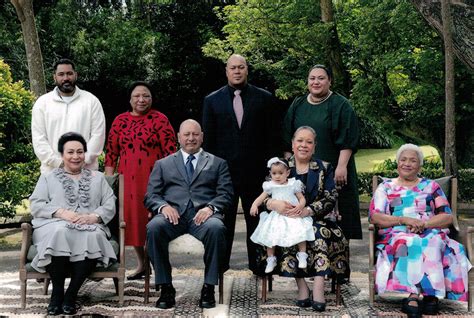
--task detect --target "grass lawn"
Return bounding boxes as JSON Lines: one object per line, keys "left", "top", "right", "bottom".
{"left": 355, "top": 145, "right": 440, "bottom": 172}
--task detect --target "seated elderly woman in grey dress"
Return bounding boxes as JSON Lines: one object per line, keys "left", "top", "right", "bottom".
{"left": 29, "top": 132, "right": 116, "bottom": 316}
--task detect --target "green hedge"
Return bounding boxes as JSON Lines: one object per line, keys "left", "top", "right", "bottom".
{"left": 358, "top": 168, "right": 474, "bottom": 202}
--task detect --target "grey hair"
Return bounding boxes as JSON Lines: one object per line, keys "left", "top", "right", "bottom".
{"left": 292, "top": 126, "right": 317, "bottom": 142}
{"left": 396, "top": 143, "right": 424, "bottom": 166}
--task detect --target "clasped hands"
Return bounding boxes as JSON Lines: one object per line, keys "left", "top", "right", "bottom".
{"left": 400, "top": 216, "right": 426, "bottom": 234}
{"left": 54, "top": 208, "right": 100, "bottom": 225}
{"left": 160, "top": 205, "right": 213, "bottom": 226}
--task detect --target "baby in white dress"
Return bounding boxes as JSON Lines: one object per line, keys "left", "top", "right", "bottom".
{"left": 250, "top": 157, "right": 315, "bottom": 273}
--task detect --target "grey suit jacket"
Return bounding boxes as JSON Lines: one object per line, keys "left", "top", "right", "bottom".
{"left": 144, "top": 150, "right": 233, "bottom": 216}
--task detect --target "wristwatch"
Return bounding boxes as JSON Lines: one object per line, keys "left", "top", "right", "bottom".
{"left": 91, "top": 213, "right": 103, "bottom": 224}
{"left": 207, "top": 205, "right": 218, "bottom": 214}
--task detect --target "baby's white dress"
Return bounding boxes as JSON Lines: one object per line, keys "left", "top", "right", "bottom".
{"left": 250, "top": 178, "right": 315, "bottom": 247}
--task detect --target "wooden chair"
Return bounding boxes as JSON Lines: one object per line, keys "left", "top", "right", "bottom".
{"left": 143, "top": 233, "right": 224, "bottom": 305}
{"left": 368, "top": 175, "right": 471, "bottom": 310}
{"left": 19, "top": 174, "right": 126, "bottom": 308}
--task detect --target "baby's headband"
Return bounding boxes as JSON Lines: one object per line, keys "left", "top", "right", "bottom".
{"left": 267, "top": 157, "right": 288, "bottom": 168}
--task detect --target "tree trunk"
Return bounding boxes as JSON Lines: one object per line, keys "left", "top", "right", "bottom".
{"left": 411, "top": 0, "right": 474, "bottom": 71}
{"left": 441, "top": 0, "right": 457, "bottom": 176}
{"left": 319, "top": 0, "right": 351, "bottom": 96}
{"left": 10, "top": 0, "right": 46, "bottom": 97}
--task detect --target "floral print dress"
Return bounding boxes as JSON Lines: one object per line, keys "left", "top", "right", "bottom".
{"left": 370, "top": 178, "right": 472, "bottom": 300}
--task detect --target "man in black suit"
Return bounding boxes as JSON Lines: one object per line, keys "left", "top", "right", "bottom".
{"left": 145, "top": 119, "right": 233, "bottom": 309}
{"left": 202, "top": 54, "right": 281, "bottom": 274}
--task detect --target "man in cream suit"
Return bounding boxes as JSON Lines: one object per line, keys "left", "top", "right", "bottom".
{"left": 145, "top": 119, "right": 233, "bottom": 309}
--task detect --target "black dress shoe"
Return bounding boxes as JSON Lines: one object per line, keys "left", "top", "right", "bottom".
{"left": 156, "top": 284, "right": 176, "bottom": 309}
{"left": 62, "top": 303, "right": 78, "bottom": 315}
{"left": 127, "top": 269, "right": 146, "bottom": 280}
{"left": 199, "top": 284, "right": 216, "bottom": 308}
{"left": 312, "top": 300, "right": 326, "bottom": 312}
{"left": 47, "top": 304, "right": 63, "bottom": 316}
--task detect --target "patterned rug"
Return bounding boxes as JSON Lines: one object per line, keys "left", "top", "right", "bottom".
{"left": 0, "top": 269, "right": 227, "bottom": 317}
{"left": 1, "top": 270, "right": 473, "bottom": 317}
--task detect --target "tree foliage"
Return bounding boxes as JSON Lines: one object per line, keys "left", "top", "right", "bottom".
{"left": 0, "top": 59, "right": 38, "bottom": 218}
{"left": 203, "top": 0, "right": 473, "bottom": 161}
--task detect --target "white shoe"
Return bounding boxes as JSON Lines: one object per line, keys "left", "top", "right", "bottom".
{"left": 296, "top": 252, "right": 308, "bottom": 269}
{"left": 265, "top": 256, "right": 277, "bottom": 273}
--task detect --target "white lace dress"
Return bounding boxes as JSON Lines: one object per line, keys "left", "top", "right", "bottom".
{"left": 250, "top": 178, "right": 315, "bottom": 247}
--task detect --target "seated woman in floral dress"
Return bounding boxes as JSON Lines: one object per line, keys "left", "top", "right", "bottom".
{"left": 258, "top": 126, "right": 350, "bottom": 312}
{"left": 370, "top": 143, "right": 472, "bottom": 317}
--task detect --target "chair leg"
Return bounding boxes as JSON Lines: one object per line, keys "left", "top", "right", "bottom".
{"left": 336, "top": 283, "right": 341, "bottom": 306}
{"left": 144, "top": 257, "right": 150, "bottom": 304}
{"left": 218, "top": 272, "right": 224, "bottom": 304}
{"left": 113, "top": 277, "right": 119, "bottom": 295}
{"left": 43, "top": 278, "right": 50, "bottom": 295}
{"left": 261, "top": 276, "right": 267, "bottom": 303}
{"left": 369, "top": 269, "right": 375, "bottom": 306}
{"left": 118, "top": 278, "right": 124, "bottom": 306}
{"left": 20, "top": 278, "right": 26, "bottom": 309}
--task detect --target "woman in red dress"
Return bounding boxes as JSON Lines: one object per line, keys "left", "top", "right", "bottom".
{"left": 105, "top": 82, "right": 176, "bottom": 279}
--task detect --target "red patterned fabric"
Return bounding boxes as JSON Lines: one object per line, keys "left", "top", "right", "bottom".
{"left": 105, "top": 110, "right": 176, "bottom": 246}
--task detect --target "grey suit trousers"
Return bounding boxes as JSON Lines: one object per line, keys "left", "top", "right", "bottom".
{"left": 146, "top": 204, "right": 226, "bottom": 286}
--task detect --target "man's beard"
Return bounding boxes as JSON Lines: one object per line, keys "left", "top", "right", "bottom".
{"left": 56, "top": 80, "right": 76, "bottom": 94}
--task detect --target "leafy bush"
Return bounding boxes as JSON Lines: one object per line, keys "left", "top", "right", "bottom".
{"left": 0, "top": 59, "right": 38, "bottom": 218}
{"left": 0, "top": 161, "right": 40, "bottom": 218}
{"left": 358, "top": 116, "right": 394, "bottom": 149}
{"left": 358, "top": 158, "right": 474, "bottom": 202}
{"left": 458, "top": 169, "right": 474, "bottom": 202}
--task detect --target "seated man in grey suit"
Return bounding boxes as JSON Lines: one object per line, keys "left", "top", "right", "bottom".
{"left": 145, "top": 119, "right": 233, "bottom": 309}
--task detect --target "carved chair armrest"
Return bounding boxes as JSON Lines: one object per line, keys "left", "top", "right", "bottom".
{"left": 466, "top": 226, "right": 474, "bottom": 261}
{"left": 20, "top": 223, "right": 32, "bottom": 269}
{"left": 368, "top": 224, "right": 376, "bottom": 266}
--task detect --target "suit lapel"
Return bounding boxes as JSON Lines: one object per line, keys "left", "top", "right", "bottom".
{"left": 173, "top": 152, "right": 188, "bottom": 183}
{"left": 240, "top": 84, "right": 252, "bottom": 129}
{"left": 191, "top": 151, "right": 209, "bottom": 184}
{"left": 306, "top": 168, "right": 318, "bottom": 201}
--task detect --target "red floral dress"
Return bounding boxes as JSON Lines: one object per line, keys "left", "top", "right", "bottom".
{"left": 105, "top": 110, "right": 176, "bottom": 246}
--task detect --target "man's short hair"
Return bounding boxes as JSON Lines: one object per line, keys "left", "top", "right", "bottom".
{"left": 53, "top": 58, "right": 75, "bottom": 72}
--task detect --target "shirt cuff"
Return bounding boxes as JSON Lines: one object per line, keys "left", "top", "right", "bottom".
{"left": 158, "top": 204, "right": 168, "bottom": 214}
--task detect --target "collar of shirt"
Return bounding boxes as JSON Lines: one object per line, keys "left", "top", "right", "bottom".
{"left": 228, "top": 84, "right": 248, "bottom": 97}
{"left": 180, "top": 148, "right": 202, "bottom": 169}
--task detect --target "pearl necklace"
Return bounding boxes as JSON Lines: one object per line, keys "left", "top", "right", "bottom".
{"left": 296, "top": 166, "right": 309, "bottom": 174}
{"left": 308, "top": 90, "right": 333, "bottom": 105}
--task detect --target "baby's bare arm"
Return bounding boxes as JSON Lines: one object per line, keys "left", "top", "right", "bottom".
{"left": 295, "top": 192, "right": 306, "bottom": 209}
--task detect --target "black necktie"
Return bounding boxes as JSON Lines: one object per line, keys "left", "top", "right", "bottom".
{"left": 185, "top": 154, "right": 195, "bottom": 182}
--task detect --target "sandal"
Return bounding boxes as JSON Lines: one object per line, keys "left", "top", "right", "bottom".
{"left": 422, "top": 296, "right": 439, "bottom": 315}
{"left": 401, "top": 297, "right": 421, "bottom": 318}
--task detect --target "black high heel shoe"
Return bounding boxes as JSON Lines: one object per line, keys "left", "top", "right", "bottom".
{"left": 127, "top": 269, "right": 146, "bottom": 280}
{"left": 296, "top": 290, "right": 312, "bottom": 308}
{"left": 312, "top": 300, "right": 326, "bottom": 312}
